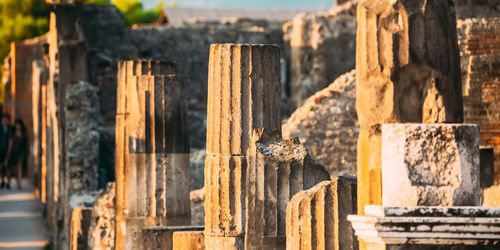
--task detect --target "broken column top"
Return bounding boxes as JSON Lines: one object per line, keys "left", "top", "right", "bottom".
{"left": 119, "top": 60, "right": 177, "bottom": 76}
{"left": 206, "top": 43, "right": 281, "bottom": 156}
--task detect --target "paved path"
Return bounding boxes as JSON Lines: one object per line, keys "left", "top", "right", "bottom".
{"left": 0, "top": 179, "right": 50, "bottom": 250}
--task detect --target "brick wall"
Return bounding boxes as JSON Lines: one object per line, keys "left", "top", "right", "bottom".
{"left": 458, "top": 18, "right": 500, "bottom": 181}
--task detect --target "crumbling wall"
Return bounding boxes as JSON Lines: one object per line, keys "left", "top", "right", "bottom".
{"left": 88, "top": 182, "right": 116, "bottom": 250}
{"left": 283, "top": 2, "right": 357, "bottom": 108}
{"left": 458, "top": 18, "right": 500, "bottom": 182}
{"left": 283, "top": 70, "right": 357, "bottom": 177}
{"left": 455, "top": 0, "right": 500, "bottom": 19}
{"left": 128, "top": 19, "right": 284, "bottom": 149}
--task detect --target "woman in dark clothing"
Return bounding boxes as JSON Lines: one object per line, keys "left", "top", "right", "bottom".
{"left": 4, "top": 120, "right": 28, "bottom": 190}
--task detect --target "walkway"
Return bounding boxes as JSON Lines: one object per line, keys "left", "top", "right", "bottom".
{"left": 0, "top": 179, "right": 50, "bottom": 250}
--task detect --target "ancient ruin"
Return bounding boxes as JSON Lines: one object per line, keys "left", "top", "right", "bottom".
{"left": 1, "top": 0, "right": 500, "bottom": 249}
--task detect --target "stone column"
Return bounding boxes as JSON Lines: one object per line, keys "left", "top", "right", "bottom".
{"left": 204, "top": 44, "right": 281, "bottom": 249}
{"left": 356, "top": 0, "right": 464, "bottom": 215}
{"left": 286, "top": 177, "right": 357, "bottom": 250}
{"left": 381, "top": 124, "right": 480, "bottom": 206}
{"left": 245, "top": 129, "right": 330, "bottom": 249}
{"left": 115, "top": 60, "right": 190, "bottom": 250}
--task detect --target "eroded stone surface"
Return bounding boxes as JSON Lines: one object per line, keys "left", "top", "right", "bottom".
{"left": 356, "top": 0, "right": 464, "bottom": 214}
{"left": 381, "top": 124, "right": 480, "bottom": 206}
{"left": 283, "top": 70, "right": 357, "bottom": 177}
{"left": 88, "top": 182, "right": 115, "bottom": 250}
{"left": 173, "top": 231, "right": 205, "bottom": 250}
{"left": 245, "top": 129, "right": 330, "bottom": 249}
{"left": 286, "top": 177, "right": 357, "bottom": 250}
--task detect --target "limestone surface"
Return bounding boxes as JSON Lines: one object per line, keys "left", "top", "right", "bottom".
{"left": 286, "top": 177, "right": 357, "bottom": 250}
{"left": 245, "top": 129, "right": 330, "bottom": 249}
{"left": 88, "top": 182, "right": 116, "bottom": 250}
{"left": 356, "top": 0, "right": 464, "bottom": 214}
{"left": 381, "top": 124, "right": 480, "bottom": 206}
{"left": 283, "top": 70, "right": 357, "bottom": 177}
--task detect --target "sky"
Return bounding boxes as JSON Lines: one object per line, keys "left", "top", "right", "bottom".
{"left": 142, "top": 0, "right": 334, "bottom": 9}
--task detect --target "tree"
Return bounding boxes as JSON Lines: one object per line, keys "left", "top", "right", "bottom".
{"left": 87, "top": 0, "right": 165, "bottom": 26}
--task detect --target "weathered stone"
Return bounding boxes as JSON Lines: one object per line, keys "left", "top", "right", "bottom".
{"left": 69, "top": 207, "right": 92, "bottom": 250}
{"left": 381, "top": 124, "right": 480, "bottom": 206}
{"left": 142, "top": 226, "right": 205, "bottom": 250}
{"left": 88, "top": 182, "right": 115, "bottom": 250}
{"left": 46, "top": 0, "right": 84, "bottom": 4}
{"left": 190, "top": 188, "right": 205, "bottom": 226}
{"left": 245, "top": 129, "right": 330, "bottom": 250}
{"left": 204, "top": 44, "right": 282, "bottom": 248}
{"left": 172, "top": 231, "right": 205, "bottom": 250}
{"left": 206, "top": 44, "right": 282, "bottom": 156}
{"left": 356, "top": 0, "right": 464, "bottom": 214}
{"left": 65, "top": 81, "right": 100, "bottom": 195}
{"left": 283, "top": 70, "right": 358, "bottom": 177}
{"left": 115, "top": 60, "right": 190, "bottom": 250}
{"left": 190, "top": 149, "right": 206, "bottom": 190}
{"left": 348, "top": 205, "right": 500, "bottom": 247}
{"left": 285, "top": 2, "right": 357, "bottom": 108}
{"left": 286, "top": 177, "right": 357, "bottom": 250}
{"left": 32, "top": 59, "right": 49, "bottom": 202}
{"left": 455, "top": 0, "right": 500, "bottom": 19}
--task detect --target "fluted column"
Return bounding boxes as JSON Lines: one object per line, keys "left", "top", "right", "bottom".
{"left": 115, "top": 60, "right": 190, "bottom": 250}
{"left": 245, "top": 129, "right": 330, "bottom": 249}
{"left": 204, "top": 44, "right": 281, "bottom": 249}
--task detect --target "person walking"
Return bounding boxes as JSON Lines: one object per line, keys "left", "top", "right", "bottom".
{"left": 4, "top": 119, "right": 29, "bottom": 190}
{"left": 0, "top": 114, "right": 12, "bottom": 189}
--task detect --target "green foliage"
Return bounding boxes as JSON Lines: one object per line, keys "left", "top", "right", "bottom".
{"left": 85, "top": 0, "right": 111, "bottom": 4}
{"left": 0, "top": 0, "right": 50, "bottom": 62}
{"left": 111, "top": 0, "right": 163, "bottom": 26}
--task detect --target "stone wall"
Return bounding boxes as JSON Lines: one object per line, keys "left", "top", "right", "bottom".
{"left": 458, "top": 18, "right": 500, "bottom": 182}
{"left": 128, "top": 19, "right": 284, "bottom": 149}
{"left": 283, "top": 2, "right": 357, "bottom": 108}
{"left": 283, "top": 70, "right": 357, "bottom": 177}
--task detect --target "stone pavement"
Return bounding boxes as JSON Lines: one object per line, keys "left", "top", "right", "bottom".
{"left": 0, "top": 179, "right": 50, "bottom": 250}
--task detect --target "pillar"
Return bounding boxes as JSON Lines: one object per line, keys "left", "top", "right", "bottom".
{"left": 204, "top": 44, "right": 281, "bottom": 249}
{"left": 286, "top": 177, "right": 357, "bottom": 250}
{"left": 115, "top": 60, "right": 190, "bottom": 250}
{"left": 245, "top": 129, "right": 330, "bottom": 249}
{"left": 356, "top": 0, "right": 464, "bottom": 214}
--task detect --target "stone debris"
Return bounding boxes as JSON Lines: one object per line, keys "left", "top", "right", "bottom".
{"left": 88, "top": 182, "right": 116, "bottom": 250}
{"left": 245, "top": 129, "right": 330, "bottom": 249}
{"left": 356, "top": 0, "right": 464, "bottom": 215}
{"left": 190, "top": 188, "right": 205, "bottom": 226}
{"left": 381, "top": 124, "right": 480, "bottom": 207}
{"left": 283, "top": 70, "right": 357, "bottom": 177}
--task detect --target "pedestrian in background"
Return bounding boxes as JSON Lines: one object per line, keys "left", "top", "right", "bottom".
{"left": 4, "top": 119, "right": 29, "bottom": 190}
{"left": 0, "top": 114, "right": 12, "bottom": 189}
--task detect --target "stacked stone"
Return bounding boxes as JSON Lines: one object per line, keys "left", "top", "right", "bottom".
{"left": 285, "top": 2, "right": 357, "bottom": 108}
{"left": 245, "top": 129, "right": 330, "bottom": 249}
{"left": 286, "top": 177, "right": 357, "bottom": 250}
{"left": 458, "top": 18, "right": 500, "bottom": 186}
{"left": 204, "top": 44, "right": 282, "bottom": 248}
{"left": 115, "top": 60, "right": 190, "bottom": 249}
{"left": 356, "top": 0, "right": 464, "bottom": 216}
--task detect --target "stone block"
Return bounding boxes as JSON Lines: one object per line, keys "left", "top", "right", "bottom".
{"left": 245, "top": 129, "right": 331, "bottom": 249}
{"left": 206, "top": 44, "right": 281, "bottom": 156}
{"left": 356, "top": 0, "right": 464, "bottom": 214}
{"left": 382, "top": 124, "right": 480, "bottom": 206}
{"left": 286, "top": 177, "right": 357, "bottom": 250}
{"left": 172, "top": 231, "right": 205, "bottom": 250}
{"left": 143, "top": 226, "right": 204, "bottom": 250}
